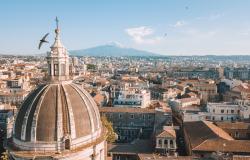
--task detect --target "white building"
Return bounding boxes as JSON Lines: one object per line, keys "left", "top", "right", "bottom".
{"left": 207, "top": 102, "right": 240, "bottom": 121}
{"left": 169, "top": 97, "right": 200, "bottom": 112}
{"left": 182, "top": 111, "right": 208, "bottom": 122}
{"left": 235, "top": 99, "right": 250, "bottom": 120}
{"left": 221, "top": 79, "right": 242, "bottom": 89}
{"left": 113, "top": 89, "right": 151, "bottom": 108}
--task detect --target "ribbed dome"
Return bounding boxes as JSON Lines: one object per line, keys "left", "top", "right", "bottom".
{"left": 13, "top": 82, "right": 102, "bottom": 151}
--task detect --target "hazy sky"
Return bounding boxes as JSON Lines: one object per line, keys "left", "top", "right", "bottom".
{"left": 1, "top": 0, "right": 250, "bottom": 55}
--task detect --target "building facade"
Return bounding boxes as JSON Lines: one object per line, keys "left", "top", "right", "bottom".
{"left": 100, "top": 107, "right": 172, "bottom": 143}
{"left": 206, "top": 102, "right": 240, "bottom": 121}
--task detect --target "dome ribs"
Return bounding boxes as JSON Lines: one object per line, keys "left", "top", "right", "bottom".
{"left": 25, "top": 85, "right": 48, "bottom": 141}
{"left": 36, "top": 85, "right": 57, "bottom": 141}
{"left": 14, "top": 84, "right": 46, "bottom": 140}
{"left": 60, "top": 85, "right": 70, "bottom": 135}
{"left": 63, "top": 84, "right": 91, "bottom": 137}
{"left": 75, "top": 84, "right": 101, "bottom": 129}
{"left": 13, "top": 83, "right": 103, "bottom": 150}
{"left": 71, "top": 84, "right": 99, "bottom": 131}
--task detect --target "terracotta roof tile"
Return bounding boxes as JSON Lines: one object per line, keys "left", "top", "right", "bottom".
{"left": 193, "top": 139, "right": 250, "bottom": 153}
{"left": 156, "top": 129, "right": 176, "bottom": 138}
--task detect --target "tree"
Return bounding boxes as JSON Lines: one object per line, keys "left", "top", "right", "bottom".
{"left": 87, "top": 64, "right": 96, "bottom": 70}
{"left": 101, "top": 116, "right": 117, "bottom": 143}
{"left": 1, "top": 151, "right": 8, "bottom": 160}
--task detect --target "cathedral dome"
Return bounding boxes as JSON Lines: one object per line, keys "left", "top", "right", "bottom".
{"left": 14, "top": 82, "right": 102, "bottom": 147}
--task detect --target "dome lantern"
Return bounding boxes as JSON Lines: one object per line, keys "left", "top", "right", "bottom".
{"left": 47, "top": 17, "right": 70, "bottom": 82}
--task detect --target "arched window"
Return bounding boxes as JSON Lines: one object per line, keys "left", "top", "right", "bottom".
{"left": 164, "top": 139, "right": 168, "bottom": 144}
{"left": 54, "top": 64, "right": 59, "bottom": 76}
{"left": 65, "top": 138, "right": 70, "bottom": 150}
{"left": 170, "top": 140, "right": 174, "bottom": 148}
{"left": 61, "top": 64, "right": 66, "bottom": 75}
{"left": 170, "top": 140, "right": 173, "bottom": 145}
{"left": 158, "top": 139, "right": 162, "bottom": 145}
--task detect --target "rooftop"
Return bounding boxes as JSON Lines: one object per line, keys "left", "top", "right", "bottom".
{"left": 99, "top": 107, "right": 156, "bottom": 114}
{"left": 156, "top": 128, "right": 176, "bottom": 138}
{"left": 215, "top": 122, "right": 250, "bottom": 130}
{"left": 138, "top": 154, "right": 196, "bottom": 160}
{"left": 184, "top": 121, "right": 233, "bottom": 149}
{"left": 193, "top": 139, "right": 250, "bottom": 153}
{"left": 108, "top": 139, "right": 154, "bottom": 155}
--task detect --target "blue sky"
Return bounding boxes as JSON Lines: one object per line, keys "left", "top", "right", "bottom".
{"left": 1, "top": 0, "right": 250, "bottom": 55}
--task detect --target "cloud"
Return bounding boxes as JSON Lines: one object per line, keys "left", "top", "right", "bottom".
{"left": 125, "top": 26, "right": 162, "bottom": 44}
{"left": 172, "top": 20, "right": 187, "bottom": 27}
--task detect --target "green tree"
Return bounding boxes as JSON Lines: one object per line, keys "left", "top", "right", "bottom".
{"left": 101, "top": 116, "right": 117, "bottom": 143}
{"left": 87, "top": 64, "right": 96, "bottom": 70}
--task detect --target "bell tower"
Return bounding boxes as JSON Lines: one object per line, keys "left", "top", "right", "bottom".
{"left": 47, "top": 17, "right": 70, "bottom": 81}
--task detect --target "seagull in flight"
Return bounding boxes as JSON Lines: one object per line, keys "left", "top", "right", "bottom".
{"left": 38, "top": 33, "right": 49, "bottom": 49}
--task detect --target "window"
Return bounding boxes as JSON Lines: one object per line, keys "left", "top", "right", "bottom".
{"left": 131, "top": 130, "right": 135, "bottom": 135}
{"left": 130, "top": 114, "right": 134, "bottom": 119}
{"left": 119, "top": 114, "right": 122, "bottom": 118}
{"left": 54, "top": 64, "right": 59, "bottom": 75}
{"left": 148, "top": 115, "right": 152, "bottom": 120}
{"left": 164, "top": 139, "right": 168, "bottom": 144}
{"left": 116, "top": 155, "right": 121, "bottom": 160}
{"left": 170, "top": 140, "right": 173, "bottom": 145}
{"left": 143, "top": 114, "right": 146, "bottom": 120}
{"left": 221, "top": 116, "right": 224, "bottom": 121}
{"left": 235, "top": 131, "right": 239, "bottom": 138}
{"left": 213, "top": 109, "right": 215, "bottom": 113}
{"left": 221, "top": 109, "right": 224, "bottom": 113}
{"left": 158, "top": 139, "right": 162, "bottom": 145}
{"left": 65, "top": 139, "right": 70, "bottom": 150}
{"left": 124, "top": 130, "right": 128, "bottom": 135}
{"left": 170, "top": 140, "right": 174, "bottom": 148}
{"left": 231, "top": 110, "right": 234, "bottom": 114}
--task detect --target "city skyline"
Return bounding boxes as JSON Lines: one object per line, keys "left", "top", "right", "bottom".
{"left": 1, "top": 0, "right": 250, "bottom": 55}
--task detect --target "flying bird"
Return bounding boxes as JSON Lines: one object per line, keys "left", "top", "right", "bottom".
{"left": 38, "top": 33, "right": 49, "bottom": 49}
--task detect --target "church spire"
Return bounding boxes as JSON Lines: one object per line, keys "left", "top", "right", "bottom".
{"left": 56, "top": 16, "right": 59, "bottom": 30}
{"left": 51, "top": 17, "right": 64, "bottom": 50}
{"left": 47, "top": 17, "right": 70, "bottom": 82}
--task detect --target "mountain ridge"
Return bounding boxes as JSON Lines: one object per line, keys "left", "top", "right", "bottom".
{"left": 69, "top": 43, "right": 162, "bottom": 57}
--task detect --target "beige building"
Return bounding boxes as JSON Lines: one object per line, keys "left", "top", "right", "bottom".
{"left": 155, "top": 126, "right": 177, "bottom": 156}
{"left": 182, "top": 79, "right": 218, "bottom": 103}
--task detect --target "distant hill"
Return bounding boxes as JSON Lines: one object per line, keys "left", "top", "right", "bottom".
{"left": 69, "top": 43, "right": 161, "bottom": 57}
